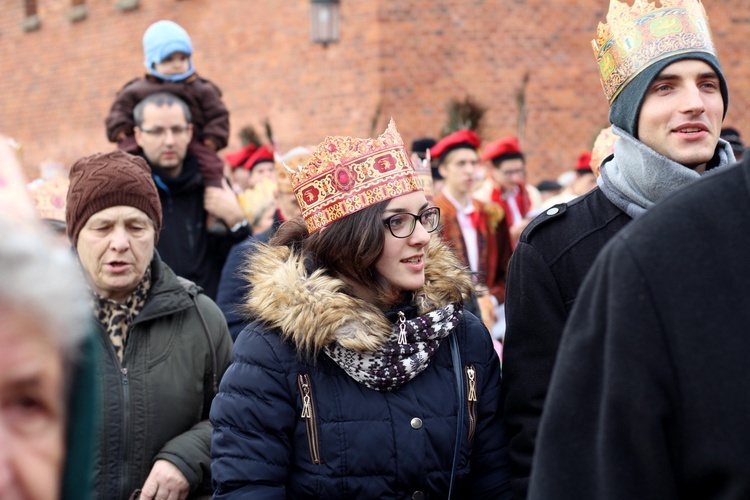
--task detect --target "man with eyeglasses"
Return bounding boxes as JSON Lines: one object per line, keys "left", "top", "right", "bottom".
{"left": 133, "top": 92, "right": 249, "bottom": 300}
{"left": 430, "top": 130, "right": 513, "bottom": 339}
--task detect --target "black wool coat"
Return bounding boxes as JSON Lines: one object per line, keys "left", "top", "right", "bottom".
{"left": 501, "top": 187, "right": 631, "bottom": 498}
{"left": 529, "top": 157, "right": 750, "bottom": 498}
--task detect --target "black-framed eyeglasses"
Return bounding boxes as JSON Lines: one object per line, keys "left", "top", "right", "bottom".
{"left": 137, "top": 125, "right": 191, "bottom": 138}
{"left": 383, "top": 206, "right": 441, "bottom": 238}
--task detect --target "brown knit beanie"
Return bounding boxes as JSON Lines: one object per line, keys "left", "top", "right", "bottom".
{"left": 66, "top": 150, "right": 162, "bottom": 245}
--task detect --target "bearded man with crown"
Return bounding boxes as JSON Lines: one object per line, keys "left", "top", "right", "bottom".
{"left": 500, "top": 1, "right": 737, "bottom": 498}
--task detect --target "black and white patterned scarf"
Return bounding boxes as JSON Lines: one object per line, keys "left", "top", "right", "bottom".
{"left": 324, "top": 303, "right": 464, "bottom": 392}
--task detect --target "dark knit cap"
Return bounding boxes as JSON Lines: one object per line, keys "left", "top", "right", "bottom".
{"left": 66, "top": 150, "right": 162, "bottom": 245}
{"left": 411, "top": 137, "right": 437, "bottom": 155}
{"left": 609, "top": 52, "right": 729, "bottom": 138}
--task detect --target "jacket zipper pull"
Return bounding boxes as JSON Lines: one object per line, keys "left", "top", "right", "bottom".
{"left": 301, "top": 381, "right": 312, "bottom": 419}
{"left": 397, "top": 311, "right": 407, "bottom": 345}
{"left": 467, "top": 366, "right": 477, "bottom": 402}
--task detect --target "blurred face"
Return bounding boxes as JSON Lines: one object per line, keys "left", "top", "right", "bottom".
{"left": 571, "top": 172, "right": 597, "bottom": 196}
{"left": 276, "top": 189, "right": 301, "bottom": 221}
{"left": 376, "top": 191, "right": 433, "bottom": 292}
{"left": 76, "top": 206, "right": 155, "bottom": 303}
{"left": 248, "top": 161, "right": 276, "bottom": 188}
{"left": 134, "top": 103, "right": 193, "bottom": 177}
{"left": 232, "top": 167, "right": 251, "bottom": 191}
{"left": 153, "top": 52, "right": 190, "bottom": 76}
{"left": 0, "top": 305, "right": 65, "bottom": 500}
{"left": 638, "top": 59, "right": 724, "bottom": 172}
{"left": 492, "top": 158, "right": 526, "bottom": 192}
{"left": 438, "top": 148, "right": 479, "bottom": 200}
{"left": 252, "top": 204, "right": 277, "bottom": 235}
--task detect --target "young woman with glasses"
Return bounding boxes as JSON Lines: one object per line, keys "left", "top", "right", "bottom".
{"left": 210, "top": 121, "right": 513, "bottom": 499}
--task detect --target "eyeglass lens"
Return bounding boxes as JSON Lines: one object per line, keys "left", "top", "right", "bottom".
{"left": 385, "top": 207, "right": 440, "bottom": 238}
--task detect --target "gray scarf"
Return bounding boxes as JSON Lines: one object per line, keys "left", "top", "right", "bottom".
{"left": 598, "top": 125, "right": 735, "bottom": 218}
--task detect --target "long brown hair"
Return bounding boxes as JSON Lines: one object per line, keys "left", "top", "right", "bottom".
{"left": 271, "top": 200, "right": 403, "bottom": 308}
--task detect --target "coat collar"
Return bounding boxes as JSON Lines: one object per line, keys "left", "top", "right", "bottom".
{"left": 243, "top": 237, "right": 474, "bottom": 354}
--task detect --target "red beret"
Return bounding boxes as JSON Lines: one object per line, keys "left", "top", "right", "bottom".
{"left": 225, "top": 144, "right": 257, "bottom": 169}
{"left": 243, "top": 144, "right": 275, "bottom": 171}
{"left": 576, "top": 152, "right": 593, "bottom": 172}
{"left": 481, "top": 136, "right": 522, "bottom": 162}
{"left": 429, "top": 130, "right": 481, "bottom": 160}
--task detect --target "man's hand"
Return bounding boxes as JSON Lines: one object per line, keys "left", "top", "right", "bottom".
{"left": 204, "top": 178, "right": 245, "bottom": 228}
{"left": 139, "top": 459, "right": 190, "bottom": 500}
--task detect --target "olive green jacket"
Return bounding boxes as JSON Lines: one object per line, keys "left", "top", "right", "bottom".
{"left": 92, "top": 253, "right": 232, "bottom": 500}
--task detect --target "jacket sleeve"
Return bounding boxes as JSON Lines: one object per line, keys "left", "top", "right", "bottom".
{"left": 194, "top": 78, "right": 229, "bottom": 149}
{"left": 500, "top": 239, "right": 568, "bottom": 499}
{"left": 105, "top": 80, "right": 141, "bottom": 142}
{"left": 153, "top": 294, "right": 234, "bottom": 493}
{"left": 528, "top": 240, "right": 680, "bottom": 499}
{"left": 216, "top": 239, "right": 254, "bottom": 341}
{"left": 488, "top": 219, "right": 513, "bottom": 304}
{"left": 210, "top": 326, "right": 296, "bottom": 498}
{"left": 462, "top": 314, "right": 513, "bottom": 500}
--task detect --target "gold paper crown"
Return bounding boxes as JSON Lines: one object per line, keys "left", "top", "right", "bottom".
{"left": 275, "top": 146, "right": 312, "bottom": 194}
{"left": 289, "top": 119, "right": 422, "bottom": 233}
{"left": 592, "top": 0, "right": 716, "bottom": 104}
{"left": 412, "top": 154, "right": 435, "bottom": 201}
{"left": 238, "top": 177, "right": 277, "bottom": 224}
{"left": 28, "top": 176, "right": 70, "bottom": 222}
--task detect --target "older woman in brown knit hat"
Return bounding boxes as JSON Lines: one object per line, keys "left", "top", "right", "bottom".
{"left": 66, "top": 150, "right": 232, "bottom": 500}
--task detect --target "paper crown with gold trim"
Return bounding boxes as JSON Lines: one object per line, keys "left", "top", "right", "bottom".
{"left": 275, "top": 146, "right": 312, "bottom": 194}
{"left": 28, "top": 176, "right": 70, "bottom": 222}
{"left": 592, "top": 0, "right": 716, "bottom": 105}
{"left": 289, "top": 119, "right": 422, "bottom": 233}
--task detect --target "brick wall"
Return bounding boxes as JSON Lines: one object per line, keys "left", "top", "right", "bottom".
{"left": 2, "top": 0, "right": 748, "bottom": 184}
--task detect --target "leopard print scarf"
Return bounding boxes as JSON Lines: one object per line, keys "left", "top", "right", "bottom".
{"left": 92, "top": 267, "right": 151, "bottom": 364}
{"left": 324, "top": 303, "right": 464, "bottom": 392}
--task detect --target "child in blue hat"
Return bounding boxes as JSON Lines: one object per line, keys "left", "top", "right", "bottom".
{"left": 105, "top": 20, "right": 229, "bottom": 193}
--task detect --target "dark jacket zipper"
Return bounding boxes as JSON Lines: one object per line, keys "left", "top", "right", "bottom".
{"left": 465, "top": 365, "right": 477, "bottom": 444}
{"left": 121, "top": 366, "right": 131, "bottom": 496}
{"left": 298, "top": 373, "right": 322, "bottom": 465}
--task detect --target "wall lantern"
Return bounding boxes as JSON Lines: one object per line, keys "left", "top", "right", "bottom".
{"left": 310, "top": 0, "right": 340, "bottom": 46}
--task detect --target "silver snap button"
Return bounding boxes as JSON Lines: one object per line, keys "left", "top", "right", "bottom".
{"left": 412, "top": 491, "right": 424, "bottom": 500}
{"left": 546, "top": 207, "right": 560, "bottom": 216}
{"left": 410, "top": 417, "right": 423, "bottom": 429}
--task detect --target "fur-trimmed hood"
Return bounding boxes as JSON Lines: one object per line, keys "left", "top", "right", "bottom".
{"left": 242, "top": 237, "right": 474, "bottom": 354}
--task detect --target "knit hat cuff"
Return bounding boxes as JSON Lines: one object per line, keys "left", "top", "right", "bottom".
{"left": 609, "top": 52, "right": 728, "bottom": 137}
{"left": 66, "top": 151, "right": 162, "bottom": 245}
{"left": 69, "top": 191, "right": 161, "bottom": 245}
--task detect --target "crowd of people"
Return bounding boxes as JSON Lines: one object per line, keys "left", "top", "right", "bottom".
{"left": 3, "top": 0, "right": 750, "bottom": 497}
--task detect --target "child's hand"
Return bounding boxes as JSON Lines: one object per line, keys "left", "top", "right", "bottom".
{"left": 203, "top": 137, "right": 220, "bottom": 151}
{"left": 204, "top": 178, "right": 245, "bottom": 228}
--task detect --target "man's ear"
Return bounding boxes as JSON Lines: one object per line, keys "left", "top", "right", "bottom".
{"left": 133, "top": 126, "right": 143, "bottom": 148}
{"left": 438, "top": 163, "right": 447, "bottom": 179}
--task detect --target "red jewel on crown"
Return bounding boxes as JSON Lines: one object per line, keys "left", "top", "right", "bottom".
{"left": 334, "top": 165, "right": 355, "bottom": 191}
